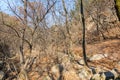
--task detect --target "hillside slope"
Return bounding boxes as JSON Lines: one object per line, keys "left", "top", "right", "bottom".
{"left": 73, "top": 39, "right": 120, "bottom": 71}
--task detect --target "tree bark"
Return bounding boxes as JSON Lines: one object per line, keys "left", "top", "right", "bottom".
{"left": 61, "top": 0, "right": 73, "bottom": 57}
{"left": 20, "top": 0, "right": 28, "bottom": 64}
{"left": 80, "top": 0, "right": 89, "bottom": 67}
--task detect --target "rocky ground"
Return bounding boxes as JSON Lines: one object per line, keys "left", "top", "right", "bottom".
{"left": 86, "top": 39, "right": 120, "bottom": 71}
{"left": 28, "top": 39, "right": 120, "bottom": 80}
{"left": 0, "top": 39, "right": 120, "bottom": 80}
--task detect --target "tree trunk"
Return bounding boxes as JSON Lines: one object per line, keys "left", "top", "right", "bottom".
{"left": 80, "top": 0, "right": 89, "bottom": 67}
{"left": 61, "top": 0, "right": 73, "bottom": 59}
{"left": 19, "top": 0, "right": 28, "bottom": 64}
{"left": 19, "top": 0, "right": 29, "bottom": 80}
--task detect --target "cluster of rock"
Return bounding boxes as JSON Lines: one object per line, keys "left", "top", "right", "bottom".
{"left": 0, "top": 53, "right": 120, "bottom": 80}
{"left": 43, "top": 53, "right": 120, "bottom": 80}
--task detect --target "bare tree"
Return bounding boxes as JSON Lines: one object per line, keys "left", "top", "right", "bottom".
{"left": 1, "top": 0, "right": 57, "bottom": 79}
{"left": 86, "top": 0, "right": 118, "bottom": 40}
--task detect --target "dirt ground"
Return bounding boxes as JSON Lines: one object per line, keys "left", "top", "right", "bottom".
{"left": 73, "top": 39, "right": 120, "bottom": 71}
{"left": 86, "top": 39, "right": 120, "bottom": 72}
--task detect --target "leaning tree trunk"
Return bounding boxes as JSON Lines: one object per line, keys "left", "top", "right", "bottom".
{"left": 80, "top": 0, "right": 89, "bottom": 67}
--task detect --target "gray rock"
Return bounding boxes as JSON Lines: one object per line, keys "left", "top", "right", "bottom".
{"left": 91, "top": 69, "right": 120, "bottom": 80}
{"left": 91, "top": 73, "right": 106, "bottom": 80}
{"left": 90, "top": 54, "right": 108, "bottom": 61}
{"left": 118, "top": 61, "right": 120, "bottom": 64}
{"left": 78, "top": 59, "right": 84, "bottom": 65}
{"left": 43, "top": 75, "right": 52, "bottom": 80}
{"left": 50, "top": 64, "right": 63, "bottom": 80}
{"left": 0, "top": 71, "right": 4, "bottom": 80}
{"left": 78, "top": 67, "right": 92, "bottom": 80}
{"left": 111, "top": 69, "right": 119, "bottom": 79}
{"left": 63, "top": 69, "right": 80, "bottom": 80}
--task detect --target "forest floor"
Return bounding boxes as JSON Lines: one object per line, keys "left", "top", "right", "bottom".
{"left": 25, "top": 39, "right": 120, "bottom": 80}
{"left": 84, "top": 39, "right": 120, "bottom": 72}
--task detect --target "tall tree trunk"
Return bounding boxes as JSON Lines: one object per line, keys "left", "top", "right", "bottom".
{"left": 80, "top": 0, "right": 89, "bottom": 67}
{"left": 19, "top": 0, "right": 29, "bottom": 80}
{"left": 20, "top": 0, "right": 28, "bottom": 64}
